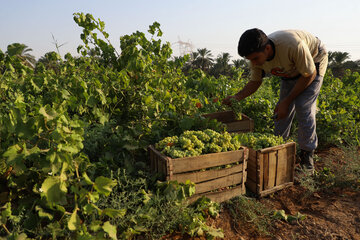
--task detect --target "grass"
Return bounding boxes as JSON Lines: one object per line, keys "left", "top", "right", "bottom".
{"left": 298, "top": 144, "right": 360, "bottom": 195}
{"left": 224, "top": 195, "right": 274, "bottom": 237}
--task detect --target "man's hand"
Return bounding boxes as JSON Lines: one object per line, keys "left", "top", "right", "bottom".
{"left": 222, "top": 95, "right": 238, "bottom": 106}
{"left": 274, "top": 70, "right": 316, "bottom": 120}
{"left": 274, "top": 99, "right": 291, "bottom": 120}
{"left": 222, "top": 81, "right": 262, "bottom": 106}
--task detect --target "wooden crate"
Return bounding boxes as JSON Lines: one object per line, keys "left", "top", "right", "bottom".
{"left": 148, "top": 145, "right": 248, "bottom": 203}
{"left": 202, "top": 111, "right": 254, "bottom": 133}
{"left": 246, "top": 142, "right": 296, "bottom": 197}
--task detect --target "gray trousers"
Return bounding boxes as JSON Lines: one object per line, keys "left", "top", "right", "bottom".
{"left": 274, "top": 75, "right": 323, "bottom": 152}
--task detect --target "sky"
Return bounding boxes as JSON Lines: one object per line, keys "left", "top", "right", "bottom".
{"left": 1, "top": 0, "right": 360, "bottom": 61}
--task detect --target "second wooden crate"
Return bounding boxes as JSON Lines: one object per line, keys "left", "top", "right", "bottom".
{"left": 148, "top": 145, "right": 248, "bottom": 203}
{"left": 246, "top": 142, "right": 296, "bottom": 197}
{"left": 202, "top": 111, "right": 254, "bottom": 133}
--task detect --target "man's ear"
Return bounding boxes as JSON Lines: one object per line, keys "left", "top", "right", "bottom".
{"left": 265, "top": 43, "right": 272, "bottom": 51}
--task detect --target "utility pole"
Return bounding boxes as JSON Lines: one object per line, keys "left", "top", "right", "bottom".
{"left": 172, "top": 36, "right": 194, "bottom": 56}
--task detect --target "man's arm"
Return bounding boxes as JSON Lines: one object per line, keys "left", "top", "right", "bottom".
{"left": 222, "top": 80, "right": 262, "bottom": 105}
{"left": 274, "top": 70, "right": 316, "bottom": 120}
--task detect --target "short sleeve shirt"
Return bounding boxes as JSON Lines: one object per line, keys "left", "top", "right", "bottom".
{"left": 250, "top": 30, "right": 328, "bottom": 82}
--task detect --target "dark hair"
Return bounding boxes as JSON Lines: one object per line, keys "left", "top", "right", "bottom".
{"left": 238, "top": 28, "right": 269, "bottom": 57}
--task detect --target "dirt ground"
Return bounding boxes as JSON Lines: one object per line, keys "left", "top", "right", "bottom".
{"left": 211, "top": 185, "right": 360, "bottom": 240}
{"left": 164, "top": 148, "right": 360, "bottom": 240}
{"left": 210, "top": 148, "right": 360, "bottom": 240}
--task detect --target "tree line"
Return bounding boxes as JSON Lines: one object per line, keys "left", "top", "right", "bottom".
{"left": 2, "top": 43, "right": 360, "bottom": 78}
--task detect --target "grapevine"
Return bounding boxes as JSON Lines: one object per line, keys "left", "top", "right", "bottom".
{"left": 229, "top": 97, "right": 243, "bottom": 120}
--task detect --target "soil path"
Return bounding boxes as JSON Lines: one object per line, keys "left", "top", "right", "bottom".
{"left": 163, "top": 148, "right": 360, "bottom": 240}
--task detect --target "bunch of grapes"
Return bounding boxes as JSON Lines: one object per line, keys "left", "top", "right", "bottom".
{"left": 234, "top": 132, "right": 285, "bottom": 150}
{"left": 155, "top": 129, "right": 243, "bottom": 158}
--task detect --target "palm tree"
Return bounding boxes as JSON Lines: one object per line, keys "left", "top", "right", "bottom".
{"left": 328, "top": 51, "right": 350, "bottom": 66}
{"left": 211, "top": 52, "right": 232, "bottom": 77}
{"left": 328, "top": 51, "right": 352, "bottom": 77}
{"left": 37, "top": 51, "right": 61, "bottom": 72}
{"left": 194, "top": 48, "right": 213, "bottom": 72}
{"left": 232, "top": 59, "right": 248, "bottom": 69}
{"left": 6, "top": 43, "right": 36, "bottom": 67}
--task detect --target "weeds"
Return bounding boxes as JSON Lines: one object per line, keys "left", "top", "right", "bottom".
{"left": 224, "top": 195, "right": 274, "bottom": 237}
{"left": 298, "top": 144, "right": 360, "bottom": 195}
{"left": 96, "top": 169, "right": 223, "bottom": 239}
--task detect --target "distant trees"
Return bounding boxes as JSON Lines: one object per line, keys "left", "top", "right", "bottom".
{"left": 185, "top": 48, "right": 248, "bottom": 78}
{"left": 6, "top": 43, "right": 36, "bottom": 67}
{"left": 185, "top": 49, "right": 360, "bottom": 79}
{"left": 327, "top": 51, "right": 360, "bottom": 77}
{"left": 5, "top": 42, "right": 360, "bottom": 80}
{"left": 37, "top": 51, "right": 62, "bottom": 72}
{"left": 191, "top": 48, "right": 213, "bottom": 72}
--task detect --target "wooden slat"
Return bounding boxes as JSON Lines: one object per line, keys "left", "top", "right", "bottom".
{"left": 202, "top": 110, "right": 235, "bottom": 122}
{"left": 257, "top": 182, "right": 293, "bottom": 198}
{"left": 257, "top": 153, "right": 263, "bottom": 194}
{"left": 287, "top": 144, "right": 296, "bottom": 182}
{"left": 195, "top": 172, "right": 244, "bottom": 194}
{"left": 170, "top": 163, "right": 244, "bottom": 183}
{"left": 263, "top": 153, "right": 269, "bottom": 190}
{"left": 259, "top": 142, "right": 296, "bottom": 154}
{"left": 249, "top": 118, "right": 254, "bottom": 132}
{"left": 242, "top": 157, "right": 247, "bottom": 184}
{"left": 226, "top": 121, "right": 253, "bottom": 132}
{"left": 171, "top": 150, "right": 245, "bottom": 173}
{"left": 188, "top": 184, "right": 246, "bottom": 204}
{"left": 267, "top": 151, "right": 277, "bottom": 189}
{"left": 148, "top": 145, "right": 246, "bottom": 174}
{"left": 202, "top": 111, "right": 253, "bottom": 131}
{"left": 202, "top": 111, "right": 251, "bottom": 122}
{"left": 276, "top": 148, "right": 288, "bottom": 185}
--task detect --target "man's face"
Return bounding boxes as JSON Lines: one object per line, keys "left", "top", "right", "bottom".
{"left": 245, "top": 51, "right": 267, "bottom": 66}
{"left": 245, "top": 44, "right": 272, "bottom": 66}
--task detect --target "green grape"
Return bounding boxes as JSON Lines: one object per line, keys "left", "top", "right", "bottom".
{"left": 233, "top": 132, "right": 286, "bottom": 150}
{"left": 155, "top": 136, "right": 178, "bottom": 151}
{"left": 155, "top": 128, "right": 252, "bottom": 158}
{"left": 205, "top": 143, "right": 222, "bottom": 153}
{"left": 179, "top": 136, "right": 193, "bottom": 150}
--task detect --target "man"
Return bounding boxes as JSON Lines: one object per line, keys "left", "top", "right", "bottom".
{"left": 223, "top": 28, "right": 328, "bottom": 174}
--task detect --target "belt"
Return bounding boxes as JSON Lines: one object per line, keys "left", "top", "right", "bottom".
{"left": 281, "top": 74, "right": 301, "bottom": 81}
{"left": 281, "top": 63, "right": 320, "bottom": 81}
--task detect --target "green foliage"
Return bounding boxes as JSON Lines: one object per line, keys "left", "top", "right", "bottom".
{"left": 317, "top": 70, "right": 360, "bottom": 145}
{"left": 229, "top": 98, "right": 243, "bottom": 120}
{"left": 0, "top": 13, "right": 228, "bottom": 239}
{"left": 241, "top": 85, "right": 277, "bottom": 133}
{"left": 95, "top": 169, "right": 222, "bottom": 239}
{"left": 273, "top": 210, "right": 306, "bottom": 223}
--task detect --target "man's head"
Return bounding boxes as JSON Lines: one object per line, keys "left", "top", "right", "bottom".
{"left": 238, "top": 28, "right": 272, "bottom": 66}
